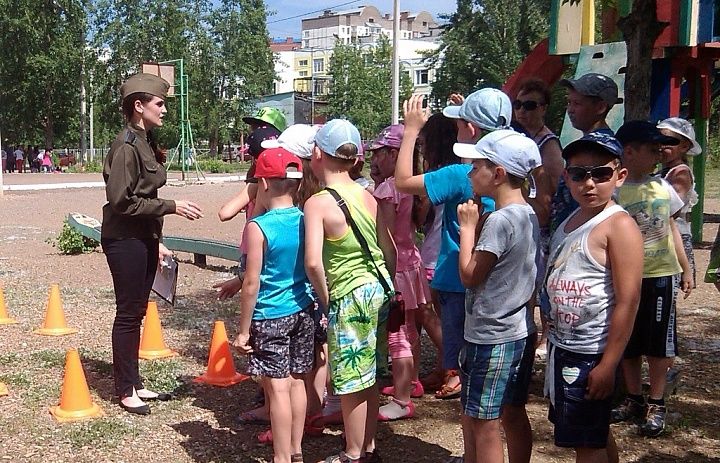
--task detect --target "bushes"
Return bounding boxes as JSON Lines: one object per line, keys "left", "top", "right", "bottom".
{"left": 46, "top": 220, "right": 99, "bottom": 255}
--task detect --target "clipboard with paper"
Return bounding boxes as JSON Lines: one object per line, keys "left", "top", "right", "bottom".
{"left": 152, "top": 255, "right": 179, "bottom": 305}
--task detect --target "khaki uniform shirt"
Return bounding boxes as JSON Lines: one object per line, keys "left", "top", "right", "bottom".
{"left": 101, "top": 124, "right": 175, "bottom": 239}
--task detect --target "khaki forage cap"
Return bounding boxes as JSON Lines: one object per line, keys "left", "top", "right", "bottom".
{"left": 121, "top": 73, "right": 170, "bottom": 100}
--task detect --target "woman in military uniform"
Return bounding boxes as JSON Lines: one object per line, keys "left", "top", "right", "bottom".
{"left": 102, "top": 73, "right": 203, "bottom": 415}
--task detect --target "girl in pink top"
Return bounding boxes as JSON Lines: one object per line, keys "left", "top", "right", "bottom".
{"left": 370, "top": 124, "right": 431, "bottom": 421}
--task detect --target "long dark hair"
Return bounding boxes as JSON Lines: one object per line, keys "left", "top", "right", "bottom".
{"left": 121, "top": 92, "right": 167, "bottom": 164}
{"left": 421, "top": 113, "right": 459, "bottom": 171}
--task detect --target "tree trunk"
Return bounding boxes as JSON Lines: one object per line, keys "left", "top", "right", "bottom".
{"left": 618, "top": 0, "right": 667, "bottom": 121}
{"left": 209, "top": 129, "right": 218, "bottom": 157}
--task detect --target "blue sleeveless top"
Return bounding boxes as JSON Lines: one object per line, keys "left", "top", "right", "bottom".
{"left": 250, "top": 207, "right": 313, "bottom": 320}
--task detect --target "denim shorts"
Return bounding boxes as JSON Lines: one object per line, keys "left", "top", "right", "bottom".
{"left": 548, "top": 344, "right": 611, "bottom": 449}
{"left": 438, "top": 291, "right": 465, "bottom": 370}
{"left": 505, "top": 331, "right": 537, "bottom": 406}
{"left": 459, "top": 337, "right": 526, "bottom": 420}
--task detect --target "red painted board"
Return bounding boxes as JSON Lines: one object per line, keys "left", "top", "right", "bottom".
{"left": 655, "top": 0, "right": 681, "bottom": 48}
{"left": 503, "top": 38, "right": 567, "bottom": 100}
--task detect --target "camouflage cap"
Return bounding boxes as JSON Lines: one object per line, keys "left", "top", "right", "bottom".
{"left": 121, "top": 73, "right": 170, "bottom": 100}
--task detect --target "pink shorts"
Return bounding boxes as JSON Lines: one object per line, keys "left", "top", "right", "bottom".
{"left": 388, "top": 265, "right": 430, "bottom": 359}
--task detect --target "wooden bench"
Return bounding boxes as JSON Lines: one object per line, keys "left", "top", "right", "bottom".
{"left": 67, "top": 212, "right": 239, "bottom": 266}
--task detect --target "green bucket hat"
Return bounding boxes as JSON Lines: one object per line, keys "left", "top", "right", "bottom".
{"left": 242, "top": 107, "right": 287, "bottom": 132}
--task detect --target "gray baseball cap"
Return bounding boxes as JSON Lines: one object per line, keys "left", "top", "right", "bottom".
{"left": 442, "top": 88, "right": 512, "bottom": 131}
{"left": 560, "top": 73, "right": 619, "bottom": 106}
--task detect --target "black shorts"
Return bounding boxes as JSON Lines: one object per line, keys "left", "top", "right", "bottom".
{"left": 548, "top": 345, "right": 611, "bottom": 449}
{"left": 624, "top": 275, "right": 679, "bottom": 359}
{"left": 248, "top": 309, "right": 315, "bottom": 378}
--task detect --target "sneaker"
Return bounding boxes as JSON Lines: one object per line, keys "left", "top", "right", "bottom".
{"left": 380, "top": 380, "right": 424, "bottom": 398}
{"left": 638, "top": 403, "right": 666, "bottom": 437}
{"left": 610, "top": 397, "right": 647, "bottom": 424}
{"left": 377, "top": 398, "right": 415, "bottom": 421}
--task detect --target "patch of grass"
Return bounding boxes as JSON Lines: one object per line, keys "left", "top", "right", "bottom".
{"left": 0, "top": 372, "right": 31, "bottom": 387}
{"left": 139, "top": 358, "right": 183, "bottom": 392}
{"left": 0, "top": 352, "right": 21, "bottom": 366}
{"left": 78, "top": 348, "right": 113, "bottom": 375}
{"left": 23, "top": 381, "right": 61, "bottom": 408}
{"left": 63, "top": 417, "right": 137, "bottom": 449}
{"left": 30, "top": 349, "right": 66, "bottom": 368}
{"left": 703, "top": 166, "right": 719, "bottom": 200}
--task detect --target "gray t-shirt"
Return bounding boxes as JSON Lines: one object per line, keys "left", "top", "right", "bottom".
{"left": 464, "top": 203, "right": 539, "bottom": 344}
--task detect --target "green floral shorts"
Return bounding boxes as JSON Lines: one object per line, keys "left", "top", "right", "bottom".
{"left": 327, "top": 281, "right": 389, "bottom": 395}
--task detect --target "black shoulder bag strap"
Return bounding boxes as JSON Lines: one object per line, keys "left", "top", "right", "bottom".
{"left": 325, "top": 187, "right": 393, "bottom": 296}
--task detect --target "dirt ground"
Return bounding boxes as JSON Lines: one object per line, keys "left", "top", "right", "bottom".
{"left": 0, "top": 174, "right": 719, "bottom": 462}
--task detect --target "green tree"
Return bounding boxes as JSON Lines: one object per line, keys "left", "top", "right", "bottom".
{"left": 200, "top": 0, "right": 276, "bottom": 154}
{"left": 0, "top": 0, "right": 87, "bottom": 148}
{"left": 326, "top": 37, "right": 413, "bottom": 139}
{"left": 88, "top": 0, "right": 207, "bottom": 150}
{"left": 427, "top": 0, "right": 550, "bottom": 105}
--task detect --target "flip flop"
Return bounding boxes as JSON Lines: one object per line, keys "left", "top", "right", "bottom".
{"left": 236, "top": 409, "right": 270, "bottom": 425}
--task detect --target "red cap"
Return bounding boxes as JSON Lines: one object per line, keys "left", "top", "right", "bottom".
{"left": 254, "top": 147, "right": 303, "bottom": 179}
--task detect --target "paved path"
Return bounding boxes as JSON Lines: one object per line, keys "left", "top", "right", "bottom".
{"left": 0, "top": 172, "right": 246, "bottom": 191}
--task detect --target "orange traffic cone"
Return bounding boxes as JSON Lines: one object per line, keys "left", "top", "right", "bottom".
{"left": 139, "top": 301, "right": 178, "bottom": 360}
{"left": 0, "top": 285, "right": 18, "bottom": 325}
{"left": 0, "top": 382, "right": 8, "bottom": 396}
{"left": 35, "top": 283, "right": 77, "bottom": 336}
{"left": 49, "top": 349, "right": 103, "bottom": 422}
{"left": 194, "top": 321, "right": 247, "bottom": 386}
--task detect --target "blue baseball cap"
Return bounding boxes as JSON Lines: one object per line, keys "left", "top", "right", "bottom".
{"left": 562, "top": 132, "right": 624, "bottom": 160}
{"left": 442, "top": 88, "right": 512, "bottom": 131}
{"left": 615, "top": 120, "right": 680, "bottom": 147}
{"left": 314, "top": 119, "right": 362, "bottom": 159}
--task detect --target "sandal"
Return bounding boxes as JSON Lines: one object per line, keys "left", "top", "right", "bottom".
{"left": 291, "top": 453, "right": 304, "bottom": 463}
{"left": 256, "top": 416, "right": 325, "bottom": 445}
{"left": 257, "top": 428, "right": 272, "bottom": 444}
{"left": 304, "top": 413, "right": 325, "bottom": 437}
{"left": 435, "top": 370, "right": 461, "bottom": 400}
{"left": 361, "top": 450, "right": 382, "bottom": 462}
{"left": 324, "top": 451, "right": 362, "bottom": 463}
{"left": 420, "top": 370, "right": 445, "bottom": 391}
{"left": 236, "top": 409, "right": 270, "bottom": 425}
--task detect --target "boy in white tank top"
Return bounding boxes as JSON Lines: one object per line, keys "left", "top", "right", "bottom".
{"left": 543, "top": 133, "right": 643, "bottom": 463}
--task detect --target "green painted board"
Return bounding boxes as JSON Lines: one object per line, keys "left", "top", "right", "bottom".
{"left": 559, "top": 41, "right": 627, "bottom": 147}
{"left": 67, "top": 213, "right": 240, "bottom": 262}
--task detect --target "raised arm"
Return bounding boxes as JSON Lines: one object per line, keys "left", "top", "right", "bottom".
{"left": 586, "top": 214, "right": 643, "bottom": 400}
{"left": 395, "top": 95, "right": 430, "bottom": 196}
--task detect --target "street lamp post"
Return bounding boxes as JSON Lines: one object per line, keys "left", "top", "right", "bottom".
{"left": 310, "top": 48, "right": 315, "bottom": 124}
{"left": 391, "top": 0, "right": 400, "bottom": 124}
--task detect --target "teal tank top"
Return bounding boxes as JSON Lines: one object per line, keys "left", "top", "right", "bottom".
{"left": 251, "top": 207, "right": 314, "bottom": 320}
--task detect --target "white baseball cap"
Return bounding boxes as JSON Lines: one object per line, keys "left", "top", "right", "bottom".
{"left": 262, "top": 124, "right": 319, "bottom": 160}
{"left": 442, "top": 88, "right": 512, "bottom": 131}
{"left": 657, "top": 117, "right": 702, "bottom": 155}
{"left": 453, "top": 129, "right": 542, "bottom": 179}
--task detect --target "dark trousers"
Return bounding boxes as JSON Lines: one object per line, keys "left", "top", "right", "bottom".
{"left": 102, "top": 237, "right": 158, "bottom": 398}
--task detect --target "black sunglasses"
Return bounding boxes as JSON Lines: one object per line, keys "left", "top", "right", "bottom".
{"left": 566, "top": 165, "right": 617, "bottom": 183}
{"left": 512, "top": 100, "right": 542, "bottom": 111}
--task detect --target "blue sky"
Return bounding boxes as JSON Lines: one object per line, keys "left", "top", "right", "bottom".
{"left": 264, "top": 0, "right": 456, "bottom": 38}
